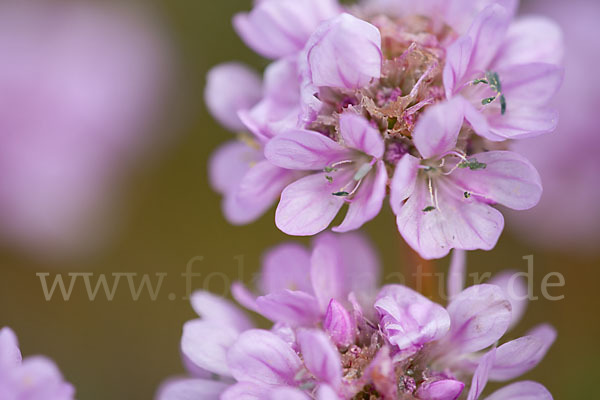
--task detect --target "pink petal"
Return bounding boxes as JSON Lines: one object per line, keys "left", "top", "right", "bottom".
{"left": 447, "top": 250, "right": 467, "bottom": 301}
{"left": 260, "top": 243, "right": 313, "bottom": 295}
{"left": 464, "top": 4, "right": 511, "bottom": 76}
{"left": 449, "top": 151, "right": 542, "bottom": 211}
{"left": 306, "top": 13, "right": 382, "bottom": 89}
{"left": 298, "top": 329, "right": 342, "bottom": 387}
{"left": 446, "top": 285, "right": 511, "bottom": 354}
{"left": 275, "top": 171, "right": 350, "bottom": 236}
{"left": 269, "top": 387, "right": 312, "bottom": 400}
{"left": 317, "top": 385, "right": 341, "bottom": 400}
{"left": 413, "top": 99, "right": 464, "bottom": 159}
{"left": 339, "top": 113, "right": 384, "bottom": 158}
{"left": 235, "top": 160, "right": 298, "bottom": 217}
{"left": 493, "top": 16, "right": 564, "bottom": 69}
{"left": 396, "top": 179, "right": 504, "bottom": 260}
{"left": 333, "top": 160, "right": 387, "bottom": 233}
{"left": 233, "top": 0, "right": 341, "bottom": 59}
{"left": 231, "top": 282, "right": 260, "bottom": 313}
{"left": 499, "top": 63, "right": 564, "bottom": 107}
{"left": 181, "top": 320, "right": 239, "bottom": 377}
{"left": 256, "top": 290, "right": 322, "bottom": 326}
{"left": 390, "top": 154, "right": 420, "bottom": 214}
{"left": 416, "top": 379, "right": 465, "bottom": 400}
{"left": 488, "top": 271, "right": 528, "bottom": 329}
{"left": 488, "top": 326, "right": 555, "bottom": 381}
{"left": 190, "top": 291, "right": 253, "bottom": 333}
{"left": 484, "top": 381, "right": 552, "bottom": 400}
{"left": 487, "top": 107, "right": 558, "bottom": 140}
{"left": 467, "top": 348, "right": 496, "bottom": 400}
{"left": 0, "top": 327, "right": 22, "bottom": 370}
{"left": 227, "top": 329, "right": 302, "bottom": 386}
{"left": 375, "top": 285, "right": 450, "bottom": 356}
{"left": 204, "top": 63, "right": 262, "bottom": 132}
{"left": 208, "top": 141, "right": 262, "bottom": 196}
{"left": 309, "top": 232, "right": 381, "bottom": 309}
{"left": 461, "top": 97, "right": 505, "bottom": 142}
{"left": 221, "top": 382, "right": 269, "bottom": 400}
{"left": 324, "top": 299, "right": 356, "bottom": 348}
{"left": 444, "top": 36, "right": 474, "bottom": 97}
{"left": 265, "top": 129, "right": 354, "bottom": 170}
{"left": 156, "top": 378, "right": 229, "bottom": 400}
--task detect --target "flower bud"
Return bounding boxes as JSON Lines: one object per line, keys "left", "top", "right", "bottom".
{"left": 323, "top": 299, "right": 356, "bottom": 348}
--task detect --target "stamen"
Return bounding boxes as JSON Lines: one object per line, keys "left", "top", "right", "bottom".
{"left": 475, "top": 71, "right": 507, "bottom": 115}
{"left": 354, "top": 162, "right": 373, "bottom": 181}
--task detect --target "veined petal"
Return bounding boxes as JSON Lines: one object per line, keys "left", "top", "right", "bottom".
{"left": 444, "top": 36, "right": 473, "bottom": 97}
{"left": 339, "top": 113, "right": 384, "bottom": 158}
{"left": 464, "top": 4, "right": 511, "bottom": 76}
{"left": 499, "top": 63, "right": 564, "bottom": 107}
{"left": 204, "top": 63, "right": 262, "bottom": 132}
{"left": 390, "top": 154, "right": 420, "bottom": 215}
{"left": 233, "top": 0, "right": 341, "bottom": 59}
{"left": 227, "top": 329, "right": 302, "bottom": 386}
{"left": 156, "top": 378, "right": 229, "bottom": 400}
{"left": 181, "top": 320, "right": 239, "bottom": 377}
{"left": 306, "top": 13, "right": 382, "bottom": 89}
{"left": 190, "top": 291, "right": 254, "bottom": 333}
{"left": 413, "top": 99, "right": 464, "bottom": 159}
{"left": 446, "top": 285, "right": 511, "bottom": 354}
{"left": 449, "top": 151, "right": 542, "bottom": 211}
{"left": 488, "top": 326, "right": 555, "bottom": 381}
{"left": 396, "top": 179, "right": 504, "bottom": 260}
{"left": 493, "top": 16, "right": 564, "bottom": 69}
{"left": 298, "top": 329, "right": 342, "bottom": 387}
{"left": 317, "top": 385, "right": 341, "bottom": 400}
{"left": 487, "top": 107, "right": 558, "bottom": 139}
{"left": 333, "top": 160, "right": 387, "bottom": 233}
{"left": 256, "top": 290, "right": 322, "bottom": 326}
{"left": 375, "top": 285, "right": 450, "bottom": 356}
{"left": 260, "top": 243, "right": 313, "bottom": 295}
{"left": 236, "top": 160, "right": 297, "bottom": 215}
{"left": 265, "top": 129, "right": 354, "bottom": 170}
{"left": 275, "top": 171, "right": 351, "bottom": 236}
{"left": 484, "top": 381, "right": 552, "bottom": 400}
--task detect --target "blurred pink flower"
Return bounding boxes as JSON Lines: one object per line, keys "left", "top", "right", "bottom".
{"left": 0, "top": 327, "right": 75, "bottom": 399}
{"left": 508, "top": 0, "right": 600, "bottom": 251}
{"left": 0, "top": 1, "right": 170, "bottom": 256}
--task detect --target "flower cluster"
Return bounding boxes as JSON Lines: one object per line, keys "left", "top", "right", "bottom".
{"left": 206, "top": 0, "right": 563, "bottom": 259}
{"left": 0, "top": 327, "right": 75, "bottom": 399}
{"left": 157, "top": 233, "right": 555, "bottom": 400}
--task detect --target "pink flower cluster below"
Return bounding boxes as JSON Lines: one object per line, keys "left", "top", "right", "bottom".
{"left": 157, "top": 233, "right": 556, "bottom": 400}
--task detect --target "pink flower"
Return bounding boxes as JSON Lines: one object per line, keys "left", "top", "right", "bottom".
{"left": 206, "top": 0, "right": 564, "bottom": 257}
{"left": 157, "top": 237, "right": 555, "bottom": 399}
{"left": 0, "top": 1, "right": 169, "bottom": 255}
{"left": 390, "top": 99, "right": 542, "bottom": 259}
{"left": 444, "top": 3, "right": 564, "bottom": 141}
{"left": 0, "top": 327, "right": 75, "bottom": 399}
{"left": 266, "top": 113, "right": 388, "bottom": 235}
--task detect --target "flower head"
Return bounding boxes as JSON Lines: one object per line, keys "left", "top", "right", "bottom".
{"left": 205, "top": 0, "right": 564, "bottom": 258}
{"left": 0, "top": 327, "right": 75, "bottom": 399}
{"left": 157, "top": 234, "right": 555, "bottom": 400}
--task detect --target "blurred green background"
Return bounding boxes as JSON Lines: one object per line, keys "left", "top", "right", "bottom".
{"left": 1, "top": 1, "right": 598, "bottom": 399}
